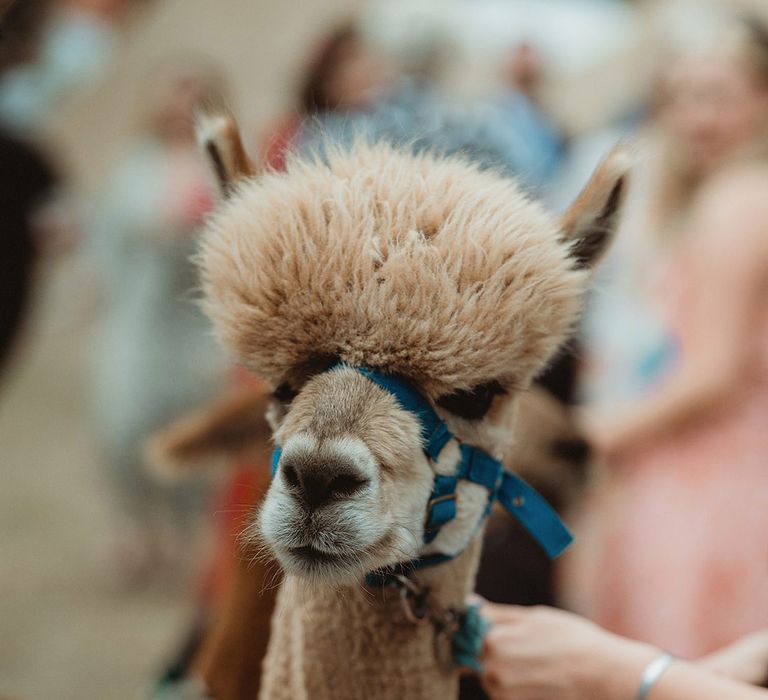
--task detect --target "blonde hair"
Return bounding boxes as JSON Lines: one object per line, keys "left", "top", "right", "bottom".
{"left": 642, "top": 10, "right": 768, "bottom": 242}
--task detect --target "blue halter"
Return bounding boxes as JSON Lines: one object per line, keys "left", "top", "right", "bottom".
{"left": 270, "top": 366, "right": 573, "bottom": 584}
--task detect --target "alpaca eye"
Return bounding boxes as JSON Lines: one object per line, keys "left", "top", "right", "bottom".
{"left": 435, "top": 380, "right": 506, "bottom": 420}
{"left": 299, "top": 353, "right": 340, "bottom": 376}
{"left": 274, "top": 355, "right": 341, "bottom": 405}
{"left": 273, "top": 382, "right": 298, "bottom": 404}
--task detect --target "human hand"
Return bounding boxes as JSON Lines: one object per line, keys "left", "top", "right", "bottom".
{"left": 478, "top": 603, "right": 657, "bottom": 700}
{"left": 699, "top": 630, "right": 768, "bottom": 687}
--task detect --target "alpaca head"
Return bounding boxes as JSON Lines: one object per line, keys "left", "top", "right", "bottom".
{"left": 197, "top": 115, "right": 628, "bottom": 585}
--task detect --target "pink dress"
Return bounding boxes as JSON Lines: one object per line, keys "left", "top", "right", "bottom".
{"left": 590, "top": 242, "right": 768, "bottom": 658}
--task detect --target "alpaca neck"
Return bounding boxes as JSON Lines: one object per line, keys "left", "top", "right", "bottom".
{"left": 410, "top": 534, "right": 483, "bottom": 604}
{"left": 260, "top": 537, "right": 483, "bottom": 700}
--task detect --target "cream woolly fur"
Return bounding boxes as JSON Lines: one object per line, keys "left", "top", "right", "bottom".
{"left": 200, "top": 142, "right": 588, "bottom": 397}
{"left": 196, "top": 138, "right": 626, "bottom": 700}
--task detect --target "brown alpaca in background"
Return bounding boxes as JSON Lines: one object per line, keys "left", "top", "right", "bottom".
{"left": 149, "top": 385, "right": 278, "bottom": 698}
{"left": 154, "top": 111, "right": 628, "bottom": 699}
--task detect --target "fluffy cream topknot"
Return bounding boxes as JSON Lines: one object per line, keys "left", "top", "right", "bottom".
{"left": 199, "top": 142, "right": 587, "bottom": 396}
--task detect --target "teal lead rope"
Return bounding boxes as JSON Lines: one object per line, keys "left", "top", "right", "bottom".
{"left": 452, "top": 603, "right": 490, "bottom": 672}
{"left": 385, "top": 572, "right": 490, "bottom": 672}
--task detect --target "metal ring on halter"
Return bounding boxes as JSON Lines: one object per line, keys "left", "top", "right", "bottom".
{"left": 395, "top": 575, "right": 431, "bottom": 624}
{"left": 388, "top": 572, "right": 466, "bottom": 670}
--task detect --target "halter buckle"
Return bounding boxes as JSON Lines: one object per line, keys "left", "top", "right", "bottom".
{"left": 424, "top": 492, "right": 457, "bottom": 534}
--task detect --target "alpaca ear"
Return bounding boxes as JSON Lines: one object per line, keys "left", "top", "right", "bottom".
{"left": 560, "top": 147, "right": 631, "bottom": 268}
{"left": 145, "top": 385, "right": 273, "bottom": 479}
{"left": 197, "top": 111, "right": 256, "bottom": 198}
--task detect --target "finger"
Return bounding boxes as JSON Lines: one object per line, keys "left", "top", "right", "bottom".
{"left": 479, "top": 602, "right": 528, "bottom": 624}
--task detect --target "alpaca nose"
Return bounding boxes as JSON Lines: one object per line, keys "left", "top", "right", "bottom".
{"left": 281, "top": 460, "right": 369, "bottom": 507}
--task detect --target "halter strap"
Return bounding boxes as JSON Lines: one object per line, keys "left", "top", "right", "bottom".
{"left": 270, "top": 365, "right": 573, "bottom": 582}
{"left": 354, "top": 367, "right": 454, "bottom": 461}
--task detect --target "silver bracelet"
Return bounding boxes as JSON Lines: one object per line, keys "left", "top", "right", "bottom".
{"left": 636, "top": 653, "right": 675, "bottom": 700}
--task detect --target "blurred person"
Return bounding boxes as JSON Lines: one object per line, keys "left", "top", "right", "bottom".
{"left": 493, "top": 42, "right": 566, "bottom": 192}
{"left": 0, "top": 0, "right": 135, "bottom": 135}
{"left": 576, "top": 12, "right": 768, "bottom": 658}
{"left": 0, "top": 0, "right": 59, "bottom": 379}
{"left": 271, "top": 22, "right": 564, "bottom": 196}
{"left": 261, "top": 20, "right": 396, "bottom": 170}
{"left": 0, "top": 120, "right": 57, "bottom": 378}
{"left": 87, "top": 58, "right": 227, "bottom": 585}
{"left": 475, "top": 603, "right": 768, "bottom": 699}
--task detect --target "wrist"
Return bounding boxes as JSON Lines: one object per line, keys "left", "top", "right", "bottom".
{"left": 583, "top": 636, "right": 660, "bottom": 700}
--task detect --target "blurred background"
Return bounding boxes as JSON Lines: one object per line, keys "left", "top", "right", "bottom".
{"left": 3, "top": 0, "right": 768, "bottom": 698}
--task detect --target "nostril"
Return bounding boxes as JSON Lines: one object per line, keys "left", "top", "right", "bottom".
{"left": 301, "top": 472, "right": 332, "bottom": 508}
{"left": 281, "top": 462, "right": 300, "bottom": 490}
{"left": 329, "top": 474, "right": 369, "bottom": 498}
{"left": 290, "top": 466, "right": 369, "bottom": 508}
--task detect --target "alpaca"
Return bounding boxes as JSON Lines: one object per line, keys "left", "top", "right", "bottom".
{"left": 190, "top": 112, "right": 628, "bottom": 700}
{"left": 148, "top": 382, "right": 591, "bottom": 700}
